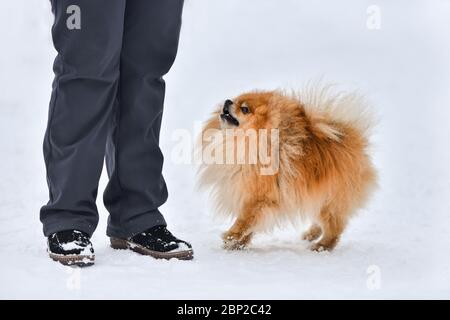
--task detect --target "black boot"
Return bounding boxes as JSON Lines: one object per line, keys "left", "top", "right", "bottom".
{"left": 110, "top": 226, "right": 193, "bottom": 260}
{"left": 47, "top": 230, "right": 95, "bottom": 267}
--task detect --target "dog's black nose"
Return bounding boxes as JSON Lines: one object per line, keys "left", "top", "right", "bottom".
{"left": 223, "top": 99, "right": 233, "bottom": 114}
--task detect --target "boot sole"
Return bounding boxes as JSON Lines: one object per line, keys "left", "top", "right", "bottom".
{"left": 110, "top": 237, "right": 194, "bottom": 261}
{"left": 49, "top": 252, "right": 95, "bottom": 267}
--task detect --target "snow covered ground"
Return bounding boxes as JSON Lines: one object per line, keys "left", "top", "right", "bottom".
{"left": 1, "top": 0, "right": 449, "bottom": 299}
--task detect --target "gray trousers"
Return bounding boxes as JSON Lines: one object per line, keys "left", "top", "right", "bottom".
{"left": 41, "top": 0, "right": 184, "bottom": 238}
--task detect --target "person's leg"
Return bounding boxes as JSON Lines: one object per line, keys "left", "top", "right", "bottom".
{"left": 41, "top": 0, "right": 126, "bottom": 237}
{"left": 104, "top": 0, "right": 184, "bottom": 238}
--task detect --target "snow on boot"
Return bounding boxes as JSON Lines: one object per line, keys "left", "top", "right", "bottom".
{"left": 110, "top": 225, "right": 193, "bottom": 260}
{"left": 47, "top": 230, "right": 95, "bottom": 267}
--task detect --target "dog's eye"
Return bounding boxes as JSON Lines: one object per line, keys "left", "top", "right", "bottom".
{"left": 240, "top": 106, "right": 250, "bottom": 114}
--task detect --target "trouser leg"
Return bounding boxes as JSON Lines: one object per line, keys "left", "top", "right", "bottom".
{"left": 104, "top": 0, "right": 184, "bottom": 238}
{"left": 41, "top": 0, "right": 126, "bottom": 236}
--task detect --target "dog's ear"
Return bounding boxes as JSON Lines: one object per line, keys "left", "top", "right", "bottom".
{"left": 254, "top": 91, "right": 277, "bottom": 114}
{"left": 255, "top": 104, "right": 269, "bottom": 115}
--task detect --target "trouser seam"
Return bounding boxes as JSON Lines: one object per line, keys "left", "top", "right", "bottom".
{"left": 45, "top": 0, "right": 60, "bottom": 204}
{"left": 113, "top": 4, "right": 128, "bottom": 230}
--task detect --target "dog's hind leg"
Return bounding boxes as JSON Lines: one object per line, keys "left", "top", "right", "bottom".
{"left": 310, "top": 204, "right": 348, "bottom": 252}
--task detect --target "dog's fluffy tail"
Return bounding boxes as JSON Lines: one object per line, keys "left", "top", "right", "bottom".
{"left": 294, "top": 83, "right": 376, "bottom": 140}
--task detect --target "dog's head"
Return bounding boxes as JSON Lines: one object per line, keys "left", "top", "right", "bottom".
{"left": 219, "top": 91, "right": 276, "bottom": 130}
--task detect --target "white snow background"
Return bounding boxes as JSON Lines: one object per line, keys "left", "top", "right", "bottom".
{"left": 0, "top": 0, "right": 449, "bottom": 299}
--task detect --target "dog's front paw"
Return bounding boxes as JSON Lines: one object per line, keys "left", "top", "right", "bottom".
{"left": 310, "top": 243, "right": 327, "bottom": 252}
{"left": 222, "top": 232, "right": 248, "bottom": 251}
{"left": 302, "top": 225, "right": 322, "bottom": 242}
{"left": 310, "top": 240, "right": 336, "bottom": 252}
{"left": 223, "top": 238, "right": 247, "bottom": 251}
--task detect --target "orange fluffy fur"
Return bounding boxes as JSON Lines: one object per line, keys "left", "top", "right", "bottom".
{"left": 199, "top": 87, "right": 377, "bottom": 251}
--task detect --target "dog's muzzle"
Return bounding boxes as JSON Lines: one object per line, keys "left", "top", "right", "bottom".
{"left": 220, "top": 99, "right": 239, "bottom": 126}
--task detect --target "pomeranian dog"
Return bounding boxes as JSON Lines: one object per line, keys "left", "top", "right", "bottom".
{"left": 198, "top": 86, "right": 377, "bottom": 251}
